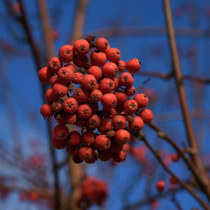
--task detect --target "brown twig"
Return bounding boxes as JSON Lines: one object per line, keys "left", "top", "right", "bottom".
{"left": 18, "top": 0, "right": 60, "bottom": 209}
{"left": 140, "top": 135, "right": 209, "bottom": 209}
{"left": 137, "top": 70, "right": 210, "bottom": 84}
{"left": 85, "top": 26, "right": 210, "bottom": 39}
{"left": 37, "top": 0, "right": 55, "bottom": 60}
{"left": 163, "top": 0, "right": 210, "bottom": 199}
{"left": 68, "top": 1, "right": 88, "bottom": 210}
{"left": 148, "top": 123, "right": 208, "bottom": 190}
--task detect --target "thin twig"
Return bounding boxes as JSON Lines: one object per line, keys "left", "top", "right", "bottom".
{"left": 18, "top": 0, "right": 60, "bottom": 209}
{"left": 163, "top": 0, "right": 210, "bottom": 198}
{"left": 68, "top": 1, "right": 88, "bottom": 210}
{"left": 140, "top": 135, "right": 209, "bottom": 209}
{"left": 85, "top": 26, "right": 210, "bottom": 39}
{"left": 137, "top": 70, "right": 210, "bottom": 84}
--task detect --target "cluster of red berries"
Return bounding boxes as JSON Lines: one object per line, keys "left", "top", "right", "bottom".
{"left": 39, "top": 36, "right": 153, "bottom": 164}
{"left": 77, "top": 176, "right": 108, "bottom": 209}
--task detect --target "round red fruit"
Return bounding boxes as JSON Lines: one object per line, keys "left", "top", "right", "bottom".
{"left": 81, "top": 131, "right": 95, "bottom": 146}
{"left": 47, "top": 57, "right": 62, "bottom": 74}
{"left": 97, "top": 118, "right": 112, "bottom": 134}
{"left": 126, "top": 58, "right": 141, "bottom": 73}
{"left": 88, "top": 66, "right": 103, "bottom": 81}
{"left": 81, "top": 74, "right": 97, "bottom": 91}
{"left": 156, "top": 181, "right": 165, "bottom": 192}
{"left": 101, "top": 93, "right": 117, "bottom": 109}
{"left": 73, "top": 39, "right": 90, "bottom": 55}
{"left": 119, "top": 72, "right": 134, "bottom": 87}
{"left": 100, "top": 78, "right": 115, "bottom": 93}
{"left": 115, "top": 129, "right": 130, "bottom": 144}
{"left": 53, "top": 83, "right": 68, "bottom": 98}
{"left": 38, "top": 67, "right": 51, "bottom": 83}
{"left": 139, "top": 109, "right": 153, "bottom": 123}
{"left": 59, "top": 45, "right": 74, "bottom": 63}
{"left": 123, "top": 99, "right": 138, "bottom": 114}
{"left": 129, "top": 116, "right": 144, "bottom": 132}
{"left": 102, "top": 62, "right": 118, "bottom": 78}
{"left": 106, "top": 48, "right": 121, "bottom": 63}
{"left": 112, "top": 115, "right": 127, "bottom": 130}
{"left": 117, "top": 60, "right": 126, "bottom": 72}
{"left": 90, "top": 89, "right": 103, "bottom": 103}
{"left": 53, "top": 125, "right": 69, "bottom": 140}
{"left": 68, "top": 131, "right": 81, "bottom": 146}
{"left": 134, "top": 93, "right": 149, "bottom": 108}
{"left": 77, "top": 104, "right": 92, "bottom": 119}
{"left": 95, "top": 135, "right": 111, "bottom": 151}
{"left": 63, "top": 97, "right": 78, "bottom": 114}
{"left": 73, "top": 87, "right": 89, "bottom": 103}
{"left": 95, "top": 37, "right": 109, "bottom": 52}
{"left": 40, "top": 104, "right": 54, "bottom": 118}
{"left": 112, "top": 150, "right": 127, "bottom": 162}
{"left": 91, "top": 51, "right": 107, "bottom": 66}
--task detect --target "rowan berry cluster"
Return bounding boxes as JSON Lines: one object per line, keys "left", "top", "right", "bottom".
{"left": 77, "top": 176, "right": 108, "bottom": 209}
{"left": 39, "top": 36, "right": 153, "bottom": 164}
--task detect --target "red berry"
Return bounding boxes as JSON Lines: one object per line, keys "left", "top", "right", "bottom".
{"left": 86, "top": 114, "right": 101, "bottom": 131}
{"left": 90, "top": 89, "right": 103, "bottom": 103}
{"left": 77, "top": 104, "right": 92, "bottom": 119}
{"left": 95, "top": 135, "right": 111, "bottom": 151}
{"left": 102, "top": 62, "right": 118, "bottom": 78}
{"left": 81, "top": 131, "right": 95, "bottom": 146}
{"left": 65, "top": 63, "right": 77, "bottom": 73}
{"left": 117, "top": 60, "right": 126, "bottom": 72}
{"left": 139, "top": 109, "right": 153, "bottom": 123}
{"left": 88, "top": 66, "right": 103, "bottom": 81}
{"left": 112, "top": 115, "right": 127, "bottom": 130}
{"left": 49, "top": 75, "right": 58, "bottom": 87}
{"left": 66, "top": 113, "right": 77, "bottom": 124}
{"left": 102, "top": 107, "right": 117, "bottom": 119}
{"left": 38, "top": 67, "right": 51, "bottom": 83}
{"left": 106, "top": 48, "right": 120, "bottom": 63}
{"left": 57, "top": 67, "right": 75, "bottom": 84}
{"left": 53, "top": 83, "right": 68, "bottom": 98}
{"left": 68, "top": 131, "right": 81, "bottom": 146}
{"left": 73, "top": 55, "right": 88, "bottom": 67}
{"left": 45, "top": 88, "right": 58, "bottom": 103}
{"left": 100, "top": 78, "right": 115, "bottom": 93}
{"left": 54, "top": 125, "right": 69, "bottom": 140}
{"left": 52, "top": 136, "right": 67, "bottom": 149}
{"left": 114, "top": 91, "right": 127, "bottom": 105}
{"left": 134, "top": 93, "right": 149, "bottom": 108}
{"left": 119, "top": 72, "right": 134, "bottom": 87}
{"left": 72, "top": 150, "right": 83, "bottom": 164}
{"left": 98, "top": 150, "right": 112, "bottom": 161}
{"left": 126, "top": 58, "right": 141, "bottom": 73}
{"left": 63, "top": 97, "right": 78, "bottom": 114}
{"left": 54, "top": 112, "right": 67, "bottom": 125}
{"left": 52, "top": 101, "right": 62, "bottom": 112}
{"left": 40, "top": 104, "right": 54, "bottom": 118}
{"left": 97, "top": 118, "right": 112, "bottom": 134}
{"left": 112, "top": 150, "right": 127, "bottom": 162}
{"left": 73, "top": 72, "right": 83, "bottom": 84}
{"left": 129, "top": 116, "right": 144, "bottom": 132}
{"left": 123, "top": 99, "right": 138, "bottom": 114}
{"left": 101, "top": 93, "right": 117, "bottom": 109}
{"left": 115, "top": 129, "right": 130, "bottom": 144}
{"left": 79, "top": 147, "right": 94, "bottom": 162}
{"left": 73, "top": 87, "right": 89, "bottom": 103}
{"left": 171, "top": 153, "right": 180, "bottom": 162}
{"left": 95, "top": 37, "right": 109, "bottom": 52}
{"left": 48, "top": 57, "right": 62, "bottom": 74}
{"left": 156, "top": 181, "right": 165, "bottom": 192}
{"left": 73, "top": 39, "right": 90, "bottom": 55}
{"left": 170, "top": 176, "right": 178, "bottom": 185}
{"left": 59, "top": 45, "right": 74, "bottom": 63}
{"left": 81, "top": 74, "right": 97, "bottom": 91}
{"left": 124, "top": 86, "right": 136, "bottom": 96}
{"left": 91, "top": 51, "right": 107, "bottom": 66}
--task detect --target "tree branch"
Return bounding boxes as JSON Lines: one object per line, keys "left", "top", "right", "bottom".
{"left": 163, "top": 0, "right": 210, "bottom": 199}
{"left": 139, "top": 134, "right": 209, "bottom": 209}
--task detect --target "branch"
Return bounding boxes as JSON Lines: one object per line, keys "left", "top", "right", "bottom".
{"left": 18, "top": 0, "right": 60, "bottom": 209}
{"left": 68, "top": 1, "right": 89, "bottom": 210}
{"left": 148, "top": 123, "right": 209, "bottom": 190}
{"left": 163, "top": 0, "right": 210, "bottom": 199}
{"left": 137, "top": 70, "right": 210, "bottom": 84}
{"left": 84, "top": 26, "right": 210, "bottom": 39}
{"left": 139, "top": 134, "right": 209, "bottom": 209}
